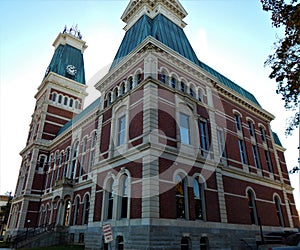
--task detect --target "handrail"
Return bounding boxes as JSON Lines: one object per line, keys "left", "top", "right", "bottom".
{"left": 11, "top": 223, "right": 55, "bottom": 248}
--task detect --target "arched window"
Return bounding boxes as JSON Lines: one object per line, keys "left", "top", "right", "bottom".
{"left": 136, "top": 73, "right": 142, "bottom": 85}
{"left": 120, "top": 82, "right": 126, "bottom": 95}
{"left": 73, "top": 196, "right": 80, "bottom": 225}
{"left": 64, "top": 148, "right": 70, "bottom": 178}
{"left": 80, "top": 137, "right": 88, "bottom": 176}
{"left": 114, "top": 88, "right": 119, "bottom": 100}
{"left": 106, "top": 179, "right": 114, "bottom": 220}
{"left": 248, "top": 120, "right": 255, "bottom": 136}
{"left": 247, "top": 189, "right": 258, "bottom": 225}
{"left": 38, "top": 205, "right": 44, "bottom": 227}
{"left": 51, "top": 92, "right": 57, "bottom": 102}
{"left": 70, "top": 142, "right": 79, "bottom": 179}
{"left": 69, "top": 98, "right": 74, "bottom": 108}
{"left": 83, "top": 195, "right": 90, "bottom": 225}
{"left": 160, "top": 71, "right": 167, "bottom": 84}
{"left": 176, "top": 175, "right": 187, "bottom": 219}
{"left": 181, "top": 237, "right": 190, "bottom": 250}
{"left": 260, "top": 126, "right": 266, "bottom": 141}
{"left": 189, "top": 85, "right": 195, "bottom": 97}
{"left": 275, "top": 196, "right": 284, "bottom": 227}
{"left": 64, "top": 199, "right": 71, "bottom": 226}
{"left": 128, "top": 77, "right": 133, "bottom": 91}
{"left": 56, "top": 152, "right": 63, "bottom": 181}
{"left": 58, "top": 94, "right": 63, "bottom": 104}
{"left": 198, "top": 88, "right": 203, "bottom": 102}
{"left": 194, "top": 178, "right": 205, "bottom": 220}
{"left": 116, "top": 236, "right": 124, "bottom": 250}
{"left": 75, "top": 100, "right": 79, "bottom": 109}
{"left": 180, "top": 81, "right": 186, "bottom": 93}
{"left": 44, "top": 204, "right": 50, "bottom": 225}
{"left": 107, "top": 93, "right": 112, "bottom": 106}
{"left": 171, "top": 76, "right": 177, "bottom": 89}
{"left": 89, "top": 132, "right": 97, "bottom": 170}
{"left": 64, "top": 96, "right": 68, "bottom": 106}
{"left": 234, "top": 113, "right": 242, "bottom": 131}
{"left": 120, "top": 174, "right": 129, "bottom": 219}
{"left": 200, "top": 237, "right": 209, "bottom": 250}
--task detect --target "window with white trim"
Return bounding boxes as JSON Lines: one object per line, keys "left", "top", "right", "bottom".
{"left": 180, "top": 81, "right": 186, "bottom": 93}
{"left": 238, "top": 139, "right": 248, "bottom": 164}
{"left": 64, "top": 148, "right": 70, "bottom": 178}
{"left": 105, "top": 179, "right": 114, "bottom": 220}
{"left": 252, "top": 145, "right": 261, "bottom": 169}
{"left": 260, "top": 127, "right": 266, "bottom": 141}
{"left": 248, "top": 121, "right": 255, "bottom": 137}
{"left": 70, "top": 142, "right": 79, "bottom": 179}
{"left": 179, "top": 113, "right": 190, "bottom": 145}
{"left": 265, "top": 150, "right": 273, "bottom": 173}
{"left": 89, "top": 132, "right": 97, "bottom": 169}
{"left": 120, "top": 174, "right": 129, "bottom": 219}
{"left": 275, "top": 196, "right": 284, "bottom": 227}
{"left": 175, "top": 175, "right": 187, "bottom": 219}
{"left": 234, "top": 113, "right": 242, "bottom": 131}
{"left": 247, "top": 189, "right": 258, "bottom": 225}
{"left": 193, "top": 178, "right": 205, "bottom": 220}
{"left": 83, "top": 195, "right": 90, "bottom": 225}
{"left": 80, "top": 137, "right": 88, "bottom": 176}
{"left": 73, "top": 196, "right": 80, "bottom": 225}
{"left": 171, "top": 76, "right": 176, "bottom": 89}
{"left": 217, "top": 129, "right": 226, "bottom": 158}
{"left": 200, "top": 120, "right": 209, "bottom": 152}
{"left": 117, "top": 116, "right": 126, "bottom": 146}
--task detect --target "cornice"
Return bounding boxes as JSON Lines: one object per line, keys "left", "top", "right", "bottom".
{"left": 220, "top": 164, "right": 294, "bottom": 191}
{"left": 35, "top": 72, "right": 88, "bottom": 100}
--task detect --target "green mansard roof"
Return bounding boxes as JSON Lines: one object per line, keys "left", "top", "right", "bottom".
{"left": 112, "top": 14, "right": 260, "bottom": 107}
{"left": 44, "top": 43, "right": 86, "bottom": 85}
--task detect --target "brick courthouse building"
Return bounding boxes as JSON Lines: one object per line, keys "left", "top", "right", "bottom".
{"left": 6, "top": 0, "right": 299, "bottom": 249}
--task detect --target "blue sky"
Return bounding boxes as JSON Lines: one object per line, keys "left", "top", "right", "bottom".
{"left": 0, "top": 0, "right": 299, "bottom": 209}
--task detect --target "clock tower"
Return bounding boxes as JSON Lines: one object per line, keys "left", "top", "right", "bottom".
{"left": 10, "top": 26, "right": 88, "bottom": 233}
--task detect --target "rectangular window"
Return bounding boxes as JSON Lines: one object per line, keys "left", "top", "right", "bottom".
{"left": 248, "top": 121, "right": 254, "bottom": 136}
{"left": 217, "top": 129, "right": 226, "bottom": 157}
{"left": 252, "top": 145, "right": 261, "bottom": 169}
{"left": 234, "top": 114, "right": 242, "bottom": 131}
{"left": 180, "top": 113, "right": 190, "bottom": 145}
{"left": 117, "top": 116, "right": 126, "bottom": 146}
{"left": 238, "top": 139, "right": 247, "bottom": 164}
{"left": 265, "top": 150, "right": 273, "bottom": 172}
{"left": 200, "top": 120, "right": 209, "bottom": 151}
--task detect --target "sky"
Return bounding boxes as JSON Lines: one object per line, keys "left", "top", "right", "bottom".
{"left": 0, "top": 0, "right": 299, "bottom": 210}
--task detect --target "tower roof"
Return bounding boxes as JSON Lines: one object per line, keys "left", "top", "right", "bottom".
{"left": 44, "top": 27, "right": 87, "bottom": 85}
{"left": 111, "top": 13, "right": 261, "bottom": 106}
{"left": 121, "top": 0, "right": 187, "bottom": 30}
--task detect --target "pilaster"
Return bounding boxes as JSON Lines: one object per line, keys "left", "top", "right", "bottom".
{"left": 215, "top": 168, "right": 228, "bottom": 223}
{"left": 142, "top": 155, "right": 160, "bottom": 218}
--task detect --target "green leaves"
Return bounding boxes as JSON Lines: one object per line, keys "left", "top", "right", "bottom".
{"left": 261, "top": 0, "right": 300, "bottom": 135}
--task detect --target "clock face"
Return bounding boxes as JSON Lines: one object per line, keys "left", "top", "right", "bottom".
{"left": 66, "top": 65, "right": 77, "bottom": 76}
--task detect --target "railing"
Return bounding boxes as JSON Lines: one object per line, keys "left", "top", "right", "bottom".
{"left": 240, "top": 239, "right": 253, "bottom": 249}
{"left": 11, "top": 223, "right": 55, "bottom": 249}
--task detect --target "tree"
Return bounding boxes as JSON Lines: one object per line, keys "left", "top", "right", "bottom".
{"left": 261, "top": 0, "right": 300, "bottom": 135}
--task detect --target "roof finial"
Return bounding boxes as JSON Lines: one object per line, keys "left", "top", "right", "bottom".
{"left": 62, "top": 25, "right": 82, "bottom": 40}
